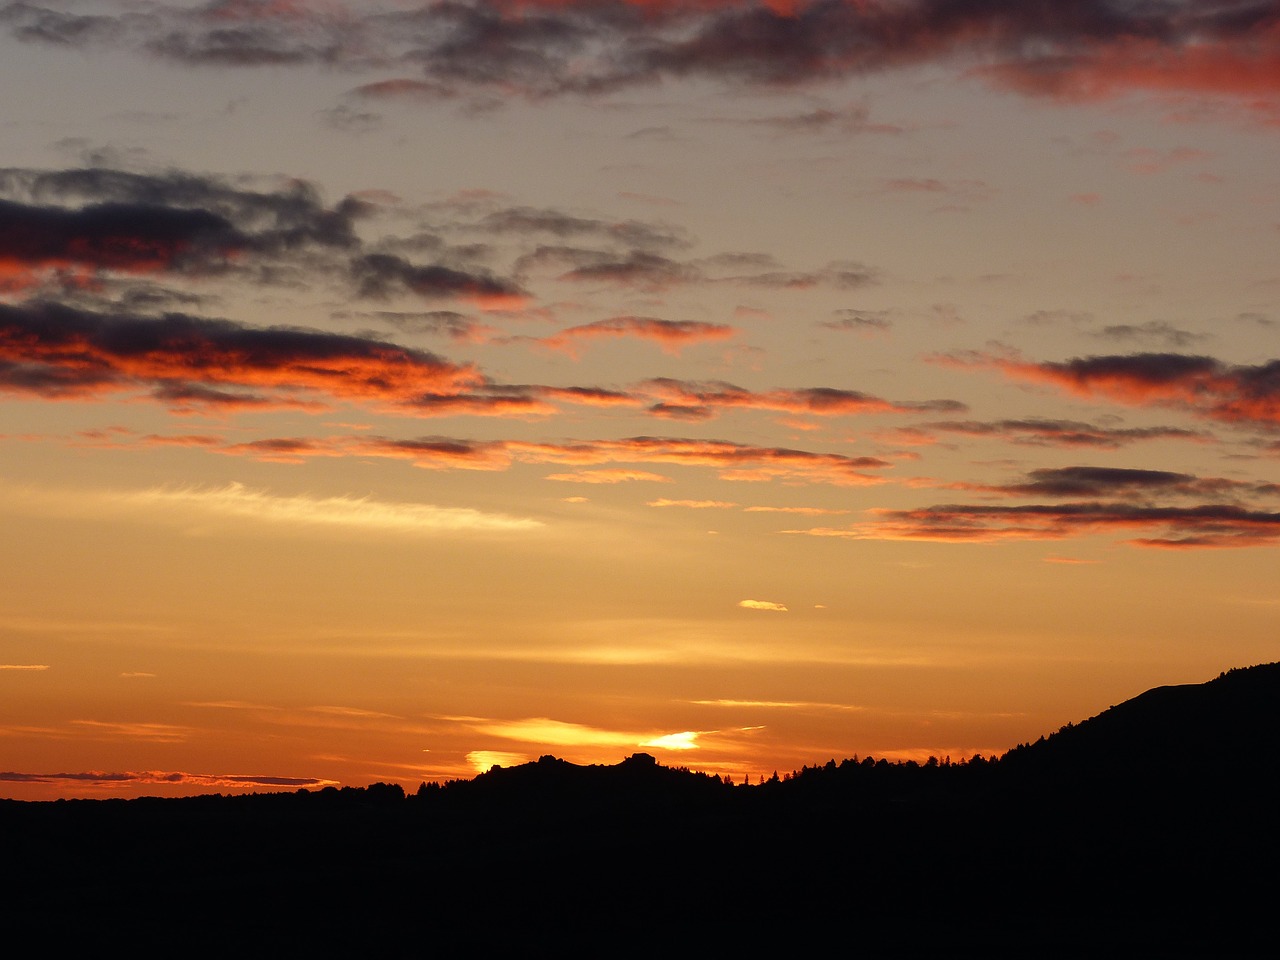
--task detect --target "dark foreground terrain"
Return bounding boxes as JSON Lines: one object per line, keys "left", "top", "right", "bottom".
{"left": 5, "top": 664, "right": 1280, "bottom": 955}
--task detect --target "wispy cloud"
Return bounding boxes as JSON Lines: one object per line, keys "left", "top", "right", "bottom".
{"left": 532, "top": 316, "right": 736, "bottom": 356}
{"left": 738, "top": 599, "right": 788, "bottom": 612}
{"left": 648, "top": 498, "right": 738, "bottom": 509}
{"left": 790, "top": 502, "right": 1280, "bottom": 549}
{"left": 0, "top": 480, "right": 543, "bottom": 535}
{"left": 0, "top": 769, "right": 336, "bottom": 788}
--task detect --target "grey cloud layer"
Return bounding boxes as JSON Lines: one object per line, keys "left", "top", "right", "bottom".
{"left": 3, "top": 1, "right": 1277, "bottom": 103}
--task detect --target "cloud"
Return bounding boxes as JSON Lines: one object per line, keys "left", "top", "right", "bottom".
{"left": 69, "top": 719, "right": 192, "bottom": 742}
{"left": 983, "top": 465, "right": 1250, "bottom": 500}
{"left": 0, "top": 197, "right": 242, "bottom": 289}
{"left": 1094, "top": 321, "right": 1209, "bottom": 348}
{"left": 730, "top": 101, "right": 905, "bottom": 135}
{"left": 0, "top": 663, "right": 49, "bottom": 670}
{"left": 691, "top": 698, "right": 864, "bottom": 711}
{"left": 329, "top": 434, "right": 895, "bottom": 485}
{"left": 743, "top": 505, "right": 849, "bottom": 515}
{"left": 0, "top": 769, "right": 335, "bottom": 788}
{"left": 789, "top": 501, "right": 1280, "bottom": 549}
{"left": 0, "top": 166, "right": 362, "bottom": 285}
{"left": 937, "top": 349, "right": 1280, "bottom": 430}
{"left": 641, "top": 377, "right": 964, "bottom": 421}
{"left": 535, "top": 316, "right": 737, "bottom": 356}
{"left": 1, "top": 479, "right": 543, "bottom": 535}
{"left": 820, "top": 310, "right": 892, "bottom": 334}
{"left": 341, "top": 310, "right": 493, "bottom": 343}
{"left": 647, "top": 498, "right": 739, "bottom": 508}
{"left": 738, "top": 599, "right": 788, "bottom": 612}
{"left": 545, "top": 469, "right": 672, "bottom": 484}
{"left": 474, "top": 205, "right": 688, "bottom": 251}
{"left": 557, "top": 251, "right": 703, "bottom": 289}
{"left": 0, "top": 300, "right": 482, "bottom": 409}
{"left": 789, "top": 457, "right": 1280, "bottom": 548}
{"left": 5, "top": 0, "right": 1280, "bottom": 120}
{"left": 910, "top": 417, "right": 1212, "bottom": 449}
{"left": 352, "top": 252, "right": 527, "bottom": 308}
{"left": 0, "top": 166, "right": 545, "bottom": 312}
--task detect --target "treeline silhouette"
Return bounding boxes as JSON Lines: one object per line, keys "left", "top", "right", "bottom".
{"left": 5, "top": 664, "right": 1279, "bottom": 954}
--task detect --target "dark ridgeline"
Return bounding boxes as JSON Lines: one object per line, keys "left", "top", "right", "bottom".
{"left": 4, "top": 664, "right": 1279, "bottom": 955}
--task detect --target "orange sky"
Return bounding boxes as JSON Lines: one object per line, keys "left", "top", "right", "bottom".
{"left": 2, "top": 0, "right": 1279, "bottom": 800}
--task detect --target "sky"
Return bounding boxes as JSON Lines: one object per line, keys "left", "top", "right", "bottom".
{"left": 2, "top": 0, "right": 1279, "bottom": 800}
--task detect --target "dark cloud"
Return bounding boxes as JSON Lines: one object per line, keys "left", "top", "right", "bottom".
{"left": 822, "top": 501, "right": 1280, "bottom": 549}
{"left": 785, "top": 499, "right": 1280, "bottom": 548}
{"left": 0, "top": 1, "right": 128, "bottom": 47}
{"left": 641, "top": 377, "right": 964, "bottom": 419}
{"left": 557, "top": 251, "right": 703, "bottom": 289}
{"left": 820, "top": 310, "right": 892, "bottom": 334}
{"left": 945, "top": 350, "right": 1280, "bottom": 430}
{"left": 721, "top": 260, "right": 878, "bottom": 290}
{"left": 0, "top": 166, "right": 368, "bottom": 297}
{"left": 919, "top": 417, "right": 1211, "bottom": 448}
{"left": 733, "top": 101, "right": 905, "bottom": 135}
{"left": 0, "top": 197, "right": 242, "bottom": 284}
{"left": 1095, "top": 321, "right": 1209, "bottom": 348}
{"left": 991, "top": 465, "right": 1250, "bottom": 499}
{"left": 7, "top": 1, "right": 1274, "bottom": 108}
{"left": 475, "top": 206, "right": 687, "bottom": 251}
{"left": 352, "top": 252, "right": 527, "bottom": 305}
{"left": 0, "top": 167, "right": 364, "bottom": 254}
{"left": 792, "top": 456, "right": 1280, "bottom": 548}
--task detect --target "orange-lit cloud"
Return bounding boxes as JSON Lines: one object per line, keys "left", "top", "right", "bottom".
{"left": 506, "top": 436, "right": 894, "bottom": 485}
{"left": 546, "top": 469, "right": 672, "bottom": 483}
{"left": 641, "top": 377, "right": 964, "bottom": 421}
{"left": 789, "top": 502, "right": 1280, "bottom": 549}
{"left": 159, "top": 431, "right": 896, "bottom": 486}
{"left": 0, "top": 301, "right": 482, "bottom": 408}
{"left": 535, "top": 316, "right": 736, "bottom": 356}
{"left": 937, "top": 349, "right": 1280, "bottom": 430}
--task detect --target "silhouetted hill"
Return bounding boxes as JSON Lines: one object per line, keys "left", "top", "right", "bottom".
{"left": 1000, "top": 661, "right": 1280, "bottom": 795}
{"left": 4, "top": 664, "right": 1280, "bottom": 955}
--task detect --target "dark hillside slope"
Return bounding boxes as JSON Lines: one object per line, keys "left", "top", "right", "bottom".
{"left": 1001, "top": 661, "right": 1280, "bottom": 793}
{"left": 4, "top": 665, "right": 1280, "bottom": 954}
